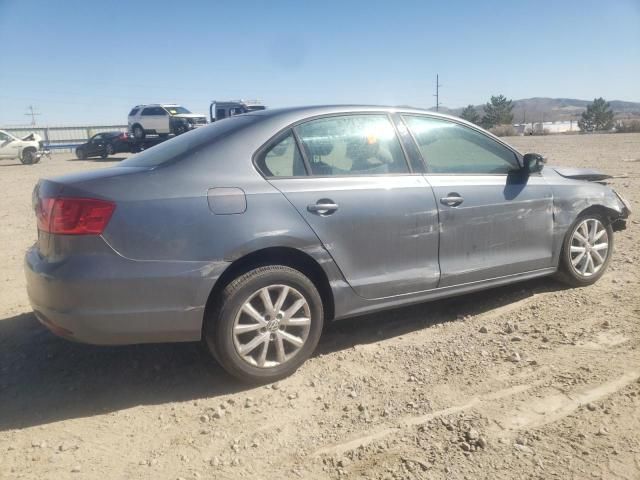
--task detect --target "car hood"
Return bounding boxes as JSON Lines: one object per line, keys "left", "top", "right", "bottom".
{"left": 21, "top": 132, "right": 42, "bottom": 142}
{"left": 551, "top": 166, "right": 612, "bottom": 182}
{"left": 173, "top": 113, "right": 207, "bottom": 119}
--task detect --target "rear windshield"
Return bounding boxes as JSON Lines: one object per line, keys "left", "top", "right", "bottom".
{"left": 119, "top": 115, "right": 257, "bottom": 167}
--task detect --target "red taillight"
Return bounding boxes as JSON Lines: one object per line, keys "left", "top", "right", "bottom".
{"left": 36, "top": 197, "right": 115, "bottom": 235}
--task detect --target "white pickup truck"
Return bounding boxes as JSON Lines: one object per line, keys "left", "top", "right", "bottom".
{"left": 0, "top": 130, "right": 43, "bottom": 164}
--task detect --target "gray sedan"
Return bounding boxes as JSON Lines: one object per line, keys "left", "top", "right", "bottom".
{"left": 25, "top": 106, "right": 631, "bottom": 382}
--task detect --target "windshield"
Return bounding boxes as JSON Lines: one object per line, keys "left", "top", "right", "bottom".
{"left": 120, "top": 115, "right": 256, "bottom": 167}
{"left": 164, "top": 106, "right": 191, "bottom": 115}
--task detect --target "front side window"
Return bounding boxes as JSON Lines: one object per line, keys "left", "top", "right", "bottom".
{"left": 255, "top": 131, "right": 306, "bottom": 177}
{"left": 403, "top": 115, "right": 518, "bottom": 174}
{"left": 295, "top": 115, "right": 409, "bottom": 176}
{"left": 0, "top": 132, "right": 10, "bottom": 142}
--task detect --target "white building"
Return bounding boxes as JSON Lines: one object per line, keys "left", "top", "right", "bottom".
{"left": 513, "top": 120, "right": 581, "bottom": 135}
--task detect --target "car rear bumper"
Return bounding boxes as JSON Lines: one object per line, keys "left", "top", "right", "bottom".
{"left": 24, "top": 245, "right": 229, "bottom": 345}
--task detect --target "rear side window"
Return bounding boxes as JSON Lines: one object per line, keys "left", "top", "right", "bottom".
{"left": 255, "top": 131, "right": 307, "bottom": 177}
{"left": 294, "top": 115, "right": 409, "bottom": 176}
{"left": 142, "top": 107, "right": 166, "bottom": 116}
{"left": 129, "top": 108, "right": 139, "bottom": 116}
{"left": 403, "top": 115, "right": 518, "bottom": 174}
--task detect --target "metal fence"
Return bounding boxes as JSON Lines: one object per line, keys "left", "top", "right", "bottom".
{"left": 2, "top": 125, "right": 128, "bottom": 152}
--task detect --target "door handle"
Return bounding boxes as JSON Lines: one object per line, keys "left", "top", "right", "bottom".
{"left": 307, "top": 200, "right": 339, "bottom": 214}
{"left": 440, "top": 194, "right": 464, "bottom": 207}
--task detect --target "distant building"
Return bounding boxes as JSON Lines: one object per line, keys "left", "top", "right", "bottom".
{"left": 513, "top": 120, "right": 581, "bottom": 135}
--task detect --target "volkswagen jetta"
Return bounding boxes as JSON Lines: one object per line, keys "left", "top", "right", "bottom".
{"left": 25, "top": 106, "right": 631, "bottom": 382}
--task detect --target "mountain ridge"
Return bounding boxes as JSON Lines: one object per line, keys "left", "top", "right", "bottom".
{"left": 429, "top": 97, "right": 640, "bottom": 122}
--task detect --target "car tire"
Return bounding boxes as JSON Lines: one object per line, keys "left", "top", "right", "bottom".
{"left": 556, "top": 211, "right": 614, "bottom": 287}
{"left": 20, "top": 148, "right": 37, "bottom": 165}
{"left": 132, "top": 125, "right": 145, "bottom": 140}
{"left": 106, "top": 144, "right": 115, "bottom": 156}
{"left": 173, "top": 123, "right": 188, "bottom": 136}
{"left": 204, "top": 265, "right": 324, "bottom": 383}
{"left": 76, "top": 148, "right": 87, "bottom": 160}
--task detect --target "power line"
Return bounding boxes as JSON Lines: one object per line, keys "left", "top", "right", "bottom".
{"left": 433, "top": 74, "right": 443, "bottom": 111}
{"left": 24, "top": 105, "right": 41, "bottom": 126}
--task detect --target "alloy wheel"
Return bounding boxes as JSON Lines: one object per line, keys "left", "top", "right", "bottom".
{"left": 569, "top": 218, "right": 609, "bottom": 277}
{"left": 232, "top": 284, "right": 311, "bottom": 368}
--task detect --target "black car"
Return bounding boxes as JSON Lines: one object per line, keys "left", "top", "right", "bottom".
{"left": 76, "top": 132, "right": 130, "bottom": 159}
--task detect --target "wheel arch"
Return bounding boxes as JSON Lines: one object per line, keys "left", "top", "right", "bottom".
{"left": 576, "top": 204, "right": 619, "bottom": 221}
{"left": 573, "top": 204, "right": 627, "bottom": 232}
{"left": 203, "top": 246, "right": 335, "bottom": 329}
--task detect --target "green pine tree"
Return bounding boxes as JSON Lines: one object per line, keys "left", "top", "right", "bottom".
{"left": 460, "top": 105, "right": 481, "bottom": 125}
{"left": 481, "top": 95, "right": 514, "bottom": 129}
{"left": 578, "top": 98, "right": 615, "bottom": 132}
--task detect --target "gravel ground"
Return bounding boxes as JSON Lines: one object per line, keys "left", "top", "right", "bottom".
{"left": 1, "top": 134, "right": 639, "bottom": 480}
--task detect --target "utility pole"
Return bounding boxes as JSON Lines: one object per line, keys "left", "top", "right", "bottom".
{"left": 25, "top": 105, "right": 41, "bottom": 126}
{"left": 433, "top": 74, "right": 443, "bottom": 111}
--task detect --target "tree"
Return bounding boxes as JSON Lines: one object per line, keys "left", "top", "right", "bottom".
{"left": 460, "top": 105, "right": 481, "bottom": 125}
{"left": 578, "top": 98, "right": 615, "bottom": 132}
{"left": 481, "top": 95, "right": 514, "bottom": 129}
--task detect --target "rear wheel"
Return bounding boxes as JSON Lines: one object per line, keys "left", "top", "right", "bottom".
{"left": 557, "top": 212, "right": 613, "bottom": 286}
{"left": 204, "top": 266, "right": 324, "bottom": 383}
{"left": 105, "top": 144, "right": 115, "bottom": 156}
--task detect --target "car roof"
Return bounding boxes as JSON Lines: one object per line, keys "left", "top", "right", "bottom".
{"left": 131, "top": 104, "right": 181, "bottom": 109}
{"left": 244, "top": 104, "right": 467, "bottom": 125}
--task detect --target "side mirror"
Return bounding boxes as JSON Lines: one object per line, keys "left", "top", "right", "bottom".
{"left": 523, "top": 153, "right": 545, "bottom": 174}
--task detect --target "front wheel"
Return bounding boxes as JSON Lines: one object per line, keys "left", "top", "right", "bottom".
{"left": 173, "top": 123, "right": 188, "bottom": 136}
{"left": 105, "top": 144, "right": 115, "bottom": 156}
{"left": 557, "top": 212, "right": 613, "bottom": 286}
{"left": 132, "top": 125, "right": 145, "bottom": 140}
{"left": 20, "top": 148, "right": 36, "bottom": 165}
{"left": 204, "top": 266, "right": 324, "bottom": 383}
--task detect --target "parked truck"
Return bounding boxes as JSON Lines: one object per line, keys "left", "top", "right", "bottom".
{"left": 209, "top": 100, "right": 266, "bottom": 122}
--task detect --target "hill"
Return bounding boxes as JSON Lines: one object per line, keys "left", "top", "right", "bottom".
{"left": 431, "top": 97, "right": 640, "bottom": 123}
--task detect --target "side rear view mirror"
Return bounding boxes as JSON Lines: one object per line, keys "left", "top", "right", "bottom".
{"left": 523, "top": 153, "right": 545, "bottom": 174}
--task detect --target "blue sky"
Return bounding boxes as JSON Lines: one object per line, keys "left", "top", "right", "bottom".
{"left": 0, "top": 0, "right": 638, "bottom": 125}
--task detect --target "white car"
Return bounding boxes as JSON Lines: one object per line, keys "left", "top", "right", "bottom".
{"left": 127, "top": 104, "right": 208, "bottom": 140}
{"left": 0, "top": 130, "right": 42, "bottom": 164}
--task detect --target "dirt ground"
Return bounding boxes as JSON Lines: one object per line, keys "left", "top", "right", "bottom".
{"left": 1, "top": 134, "right": 639, "bottom": 480}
